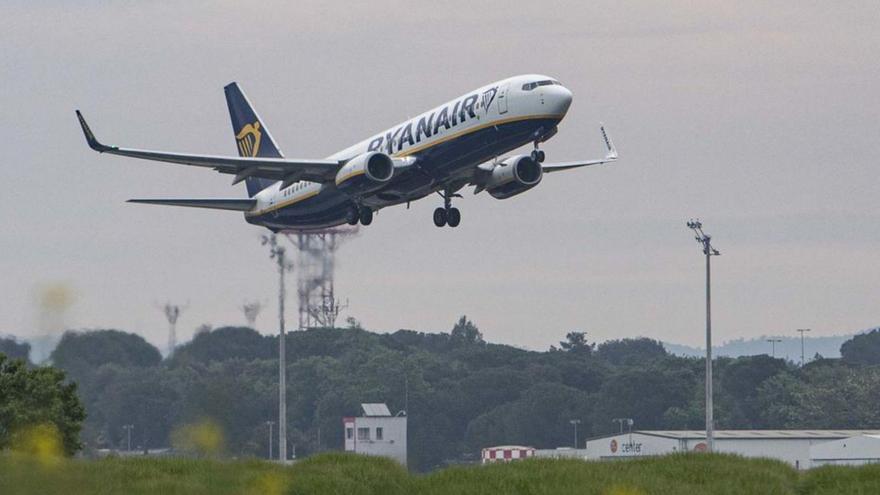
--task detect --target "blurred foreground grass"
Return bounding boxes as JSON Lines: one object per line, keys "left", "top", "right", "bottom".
{"left": 1, "top": 452, "right": 878, "bottom": 495}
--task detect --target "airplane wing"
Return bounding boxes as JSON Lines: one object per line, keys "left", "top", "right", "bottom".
{"left": 127, "top": 198, "right": 256, "bottom": 211}
{"left": 76, "top": 111, "right": 342, "bottom": 186}
{"left": 541, "top": 124, "right": 618, "bottom": 173}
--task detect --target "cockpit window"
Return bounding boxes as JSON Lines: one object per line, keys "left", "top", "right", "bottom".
{"left": 521, "top": 79, "right": 561, "bottom": 91}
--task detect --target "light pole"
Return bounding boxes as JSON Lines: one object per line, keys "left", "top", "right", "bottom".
{"left": 263, "top": 234, "right": 294, "bottom": 462}
{"left": 687, "top": 219, "right": 720, "bottom": 453}
{"left": 122, "top": 424, "right": 134, "bottom": 452}
{"left": 266, "top": 421, "right": 275, "bottom": 460}
{"left": 569, "top": 419, "right": 581, "bottom": 448}
{"left": 766, "top": 338, "right": 782, "bottom": 358}
{"left": 797, "top": 328, "right": 811, "bottom": 366}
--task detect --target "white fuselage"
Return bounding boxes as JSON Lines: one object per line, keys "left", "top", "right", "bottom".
{"left": 246, "top": 74, "right": 573, "bottom": 230}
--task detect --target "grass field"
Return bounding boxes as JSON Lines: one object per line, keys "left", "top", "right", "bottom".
{"left": 1, "top": 452, "right": 878, "bottom": 495}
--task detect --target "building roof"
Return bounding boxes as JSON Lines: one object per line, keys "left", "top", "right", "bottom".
{"left": 361, "top": 403, "right": 392, "bottom": 416}
{"left": 615, "top": 430, "right": 880, "bottom": 440}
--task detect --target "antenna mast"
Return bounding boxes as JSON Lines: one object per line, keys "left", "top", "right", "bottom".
{"left": 160, "top": 302, "right": 187, "bottom": 356}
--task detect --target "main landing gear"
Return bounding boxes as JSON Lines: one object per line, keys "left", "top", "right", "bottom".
{"left": 347, "top": 205, "right": 373, "bottom": 226}
{"left": 434, "top": 190, "right": 461, "bottom": 228}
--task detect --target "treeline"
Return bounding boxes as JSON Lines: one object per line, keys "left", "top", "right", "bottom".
{"left": 3, "top": 324, "right": 879, "bottom": 470}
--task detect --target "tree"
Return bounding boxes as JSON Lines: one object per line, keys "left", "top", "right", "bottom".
{"left": 51, "top": 329, "right": 161, "bottom": 379}
{"left": 559, "top": 332, "right": 594, "bottom": 354}
{"left": 718, "top": 355, "right": 789, "bottom": 427}
{"left": 591, "top": 366, "right": 694, "bottom": 433}
{"left": 794, "top": 365, "right": 880, "bottom": 428}
{"left": 555, "top": 358, "right": 607, "bottom": 393}
{"left": 840, "top": 329, "right": 880, "bottom": 366}
{"left": 31, "top": 324, "right": 880, "bottom": 472}
{"left": 345, "top": 316, "right": 363, "bottom": 330}
{"left": 450, "top": 316, "right": 484, "bottom": 345}
{"left": 0, "top": 337, "right": 30, "bottom": 363}
{"left": 95, "top": 367, "right": 180, "bottom": 451}
{"left": 465, "top": 382, "right": 591, "bottom": 450}
{"left": 169, "top": 326, "right": 272, "bottom": 366}
{"left": 0, "top": 354, "right": 86, "bottom": 455}
{"left": 596, "top": 338, "right": 666, "bottom": 366}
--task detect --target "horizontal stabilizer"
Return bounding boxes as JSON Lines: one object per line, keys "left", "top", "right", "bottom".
{"left": 127, "top": 198, "right": 256, "bottom": 211}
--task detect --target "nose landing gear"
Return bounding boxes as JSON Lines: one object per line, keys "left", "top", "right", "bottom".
{"left": 530, "top": 149, "right": 546, "bottom": 163}
{"left": 433, "top": 189, "right": 462, "bottom": 228}
{"left": 530, "top": 140, "right": 546, "bottom": 163}
{"left": 530, "top": 128, "right": 548, "bottom": 163}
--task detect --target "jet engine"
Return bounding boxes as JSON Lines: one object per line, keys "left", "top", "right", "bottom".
{"left": 483, "top": 155, "right": 543, "bottom": 199}
{"left": 335, "top": 151, "right": 395, "bottom": 195}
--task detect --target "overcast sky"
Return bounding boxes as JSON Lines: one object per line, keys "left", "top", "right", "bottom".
{"left": 2, "top": 1, "right": 877, "bottom": 352}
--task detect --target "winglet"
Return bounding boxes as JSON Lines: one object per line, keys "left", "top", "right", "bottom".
{"left": 75, "top": 110, "right": 112, "bottom": 152}
{"left": 599, "top": 123, "right": 618, "bottom": 160}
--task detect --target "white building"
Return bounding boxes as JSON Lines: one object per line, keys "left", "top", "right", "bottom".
{"left": 579, "top": 430, "right": 880, "bottom": 469}
{"left": 343, "top": 403, "right": 407, "bottom": 466}
{"left": 534, "top": 447, "right": 588, "bottom": 459}
{"left": 810, "top": 434, "right": 880, "bottom": 467}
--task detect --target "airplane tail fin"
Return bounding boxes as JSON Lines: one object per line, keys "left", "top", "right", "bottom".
{"left": 224, "top": 82, "right": 282, "bottom": 197}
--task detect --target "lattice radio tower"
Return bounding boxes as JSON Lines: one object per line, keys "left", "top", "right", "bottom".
{"left": 159, "top": 302, "right": 187, "bottom": 355}
{"left": 284, "top": 226, "right": 358, "bottom": 329}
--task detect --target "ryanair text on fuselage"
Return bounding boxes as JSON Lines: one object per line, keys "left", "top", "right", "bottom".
{"left": 368, "top": 91, "right": 486, "bottom": 155}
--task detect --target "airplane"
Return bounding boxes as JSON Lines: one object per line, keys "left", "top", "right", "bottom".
{"left": 76, "top": 74, "right": 617, "bottom": 231}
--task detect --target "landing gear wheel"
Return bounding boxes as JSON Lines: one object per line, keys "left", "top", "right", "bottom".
{"left": 531, "top": 149, "right": 546, "bottom": 163}
{"left": 433, "top": 207, "right": 447, "bottom": 227}
{"left": 446, "top": 207, "right": 461, "bottom": 227}
{"left": 359, "top": 208, "right": 373, "bottom": 226}
{"left": 346, "top": 207, "right": 359, "bottom": 225}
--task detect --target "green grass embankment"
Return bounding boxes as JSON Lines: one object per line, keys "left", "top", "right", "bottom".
{"left": 1, "top": 452, "right": 878, "bottom": 495}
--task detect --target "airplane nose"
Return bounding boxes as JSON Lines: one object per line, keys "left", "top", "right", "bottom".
{"left": 547, "top": 85, "right": 573, "bottom": 115}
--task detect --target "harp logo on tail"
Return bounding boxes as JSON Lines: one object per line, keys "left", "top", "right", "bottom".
{"left": 235, "top": 121, "right": 262, "bottom": 157}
